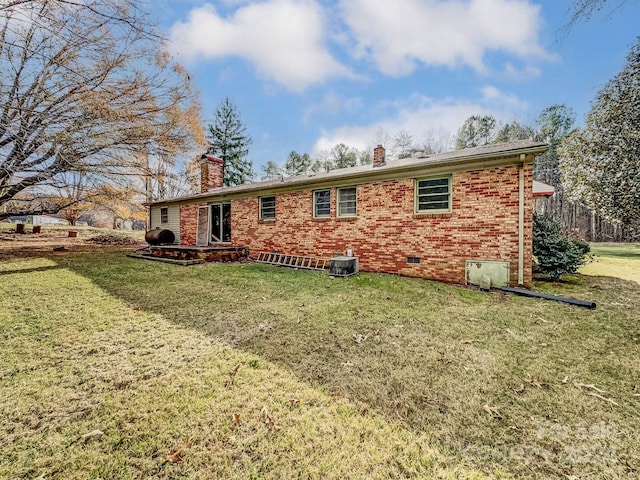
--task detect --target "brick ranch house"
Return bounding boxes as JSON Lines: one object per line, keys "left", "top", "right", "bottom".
{"left": 146, "top": 140, "right": 549, "bottom": 288}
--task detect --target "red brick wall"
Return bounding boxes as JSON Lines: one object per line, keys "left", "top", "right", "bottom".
{"left": 180, "top": 164, "right": 534, "bottom": 287}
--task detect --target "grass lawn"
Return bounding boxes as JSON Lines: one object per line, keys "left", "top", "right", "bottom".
{"left": 1, "top": 246, "right": 639, "bottom": 479}
{"left": 579, "top": 242, "right": 640, "bottom": 284}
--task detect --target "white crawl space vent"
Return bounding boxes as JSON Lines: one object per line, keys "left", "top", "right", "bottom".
{"left": 465, "top": 260, "right": 510, "bottom": 288}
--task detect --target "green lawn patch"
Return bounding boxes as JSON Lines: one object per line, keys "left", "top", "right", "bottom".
{"left": 580, "top": 242, "right": 640, "bottom": 284}
{"left": 1, "top": 250, "right": 639, "bottom": 479}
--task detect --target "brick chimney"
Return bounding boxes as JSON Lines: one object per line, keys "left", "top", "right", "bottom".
{"left": 373, "top": 144, "right": 386, "bottom": 168}
{"left": 200, "top": 154, "right": 224, "bottom": 192}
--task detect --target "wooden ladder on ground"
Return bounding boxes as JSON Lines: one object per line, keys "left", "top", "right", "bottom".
{"left": 255, "top": 252, "right": 329, "bottom": 270}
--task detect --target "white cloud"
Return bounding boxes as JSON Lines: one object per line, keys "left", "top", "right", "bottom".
{"left": 302, "top": 92, "right": 363, "bottom": 122}
{"left": 338, "top": 0, "right": 547, "bottom": 76}
{"left": 501, "top": 62, "right": 543, "bottom": 81}
{"left": 312, "top": 87, "right": 530, "bottom": 153}
{"left": 169, "top": 0, "right": 352, "bottom": 91}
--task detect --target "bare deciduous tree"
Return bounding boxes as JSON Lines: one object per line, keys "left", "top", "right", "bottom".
{"left": 0, "top": 0, "right": 205, "bottom": 219}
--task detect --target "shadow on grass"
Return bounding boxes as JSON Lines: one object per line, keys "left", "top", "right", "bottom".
{"left": 57, "top": 249, "right": 640, "bottom": 479}
{"left": 0, "top": 265, "right": 64, "bottom": 276}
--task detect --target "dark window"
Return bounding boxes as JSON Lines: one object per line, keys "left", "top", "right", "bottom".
{"left": 211, "top": 203, "right": 231, "bottom": 242}
{"left": 337, "top": 186, "right": 357, "bottom": 217}
{"left": 415, "top": 176, "right": 451, "bottom": 213}
{"left": 260, "top": 196, "right": 276, "bottom": 220}
{"left": 407, "top": 257, "right": 421, "bottom": 264}
{"left": 314, "top": 189, "right": 331, "bottom": 218}
{"left": 160, "top": 207, "right": 168, "bottom": 224}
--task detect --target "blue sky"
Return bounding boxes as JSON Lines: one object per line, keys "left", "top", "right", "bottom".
{"left": 150, "top": 0, "right": 640, "bottom": 172}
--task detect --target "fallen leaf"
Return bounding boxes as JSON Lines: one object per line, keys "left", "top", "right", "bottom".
{"left": 528, "top": 379, "right": 543, "bottom": 388}
{"left": 233, "top": 413, "right": 241, "bottom": 426}
{"left": 562, "top": 376, "right": 569, "bottom": 383}
{"left": 265, "top": 415, "right": 280, "bottom": 430}
{"left": 353, "top": 333, "right": 368, "bottom": 344}
{"left": 76, "top": 430, "right": 104, "bottom": 443}
{"left": 289, "top": 399, "right": 299, "bottom": 407}
{"left": 482, "top": 404, "right": 502, "bottom": 419}
{"left": 514, "top": 384, "right": 525, "bottom": 394}
{"left": 166, "top": 443, "right": 189, "bottom": 464}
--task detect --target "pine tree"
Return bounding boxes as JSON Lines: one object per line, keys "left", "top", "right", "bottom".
{"left": 208, "top": 98, "right": 254, "bottom": 186}
{"left": 455, "top": 115, "right": 497, "bottom": 149}
{"left": 261, "top": 161, "right": 282, "bottom": 180}
{"left": 330, "top": 144, "right": 357, "bottom": 169}
{"left": 534, "top": 105, "right": 575, "bottom": 186}
{"left": 284, "top": 151, "right": 311, "bottom": 177}
{"left": 559, "top": 37, "right": 640, "bottom": 232}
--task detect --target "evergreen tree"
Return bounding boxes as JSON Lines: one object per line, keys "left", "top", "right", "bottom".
{"left": 493, "top": 121, "right": 535, "bottom": 144}
{"left": 208, "top": 97, "right": 254, "bottom": 186}
{"left": 533, "top": 213, "right": 590, "bottom": 281}
{"left": 559, "top": 38, "right": 640, "bottom": 232}
{"left": 358, "top": 149, "right": 372, "bottom": 165}
{"left": 455, "top": 115, "right": 497, "bottom": 149}
{"left": 534, "top": 104, "right": 575, "bottom": 186}
{"left": 285, "top": 151, "right": 312, "bottom": 177}
{"left": 330, "top": 144, "right": 357, "bottom": 169}
{"left": 261, "top": 161, "right": 282, "bottom": 181}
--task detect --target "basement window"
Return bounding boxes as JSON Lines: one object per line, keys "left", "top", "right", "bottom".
{"left": 415, "top": 175, "right": 452, "bottom": 213}
{"left": 160, "top": 207, "right": 168, "bottom": 224}
{"left": 260, "top": 196, "right": 276, "bottom": 221}
{"left": 337, "top": 186, "right": 357, "bottom": 217}
{"left": 313, "top": 189, "right": 331, "bottom": 218}
{"left": 407, "top": 257, "right": 421, "bottom": 264}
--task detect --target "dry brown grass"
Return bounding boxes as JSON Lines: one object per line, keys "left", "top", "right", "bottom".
{"left": 0, "top": 223, "right": 144, "bottom": 258}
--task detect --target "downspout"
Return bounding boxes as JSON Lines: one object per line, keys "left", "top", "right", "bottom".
{"left": 518, "top": 154, "right": 525, "bottom": 286}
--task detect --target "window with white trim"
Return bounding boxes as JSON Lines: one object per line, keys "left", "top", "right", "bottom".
{"left": 313, "top": 189, "right": 331, "bottom": 218}
{"left": 415, "top": 176, "right": 452, "bottom": 213}
{"left": 160, "top": 207, "right": 168, "bottom": 224}
{"left": 260, "top": 196, "right": 276, "bottom": 220}
{"left": 337, "top": 186, "right": 357, "bottom": 217}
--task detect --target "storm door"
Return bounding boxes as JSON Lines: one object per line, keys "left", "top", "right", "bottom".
{"left": 210, "top": 203, "right": 231, "bottom": 243}
{"left": 196, "top": 206, "right": 209, "bottom": 246}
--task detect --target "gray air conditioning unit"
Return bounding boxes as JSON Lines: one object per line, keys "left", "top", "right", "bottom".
{"left": 329, "top": 256, "right": 358, "bottom": 277}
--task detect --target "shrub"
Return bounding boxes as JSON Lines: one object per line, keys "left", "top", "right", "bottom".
{"left": 533, "top": 213, "right": 590, "bottom": 281}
